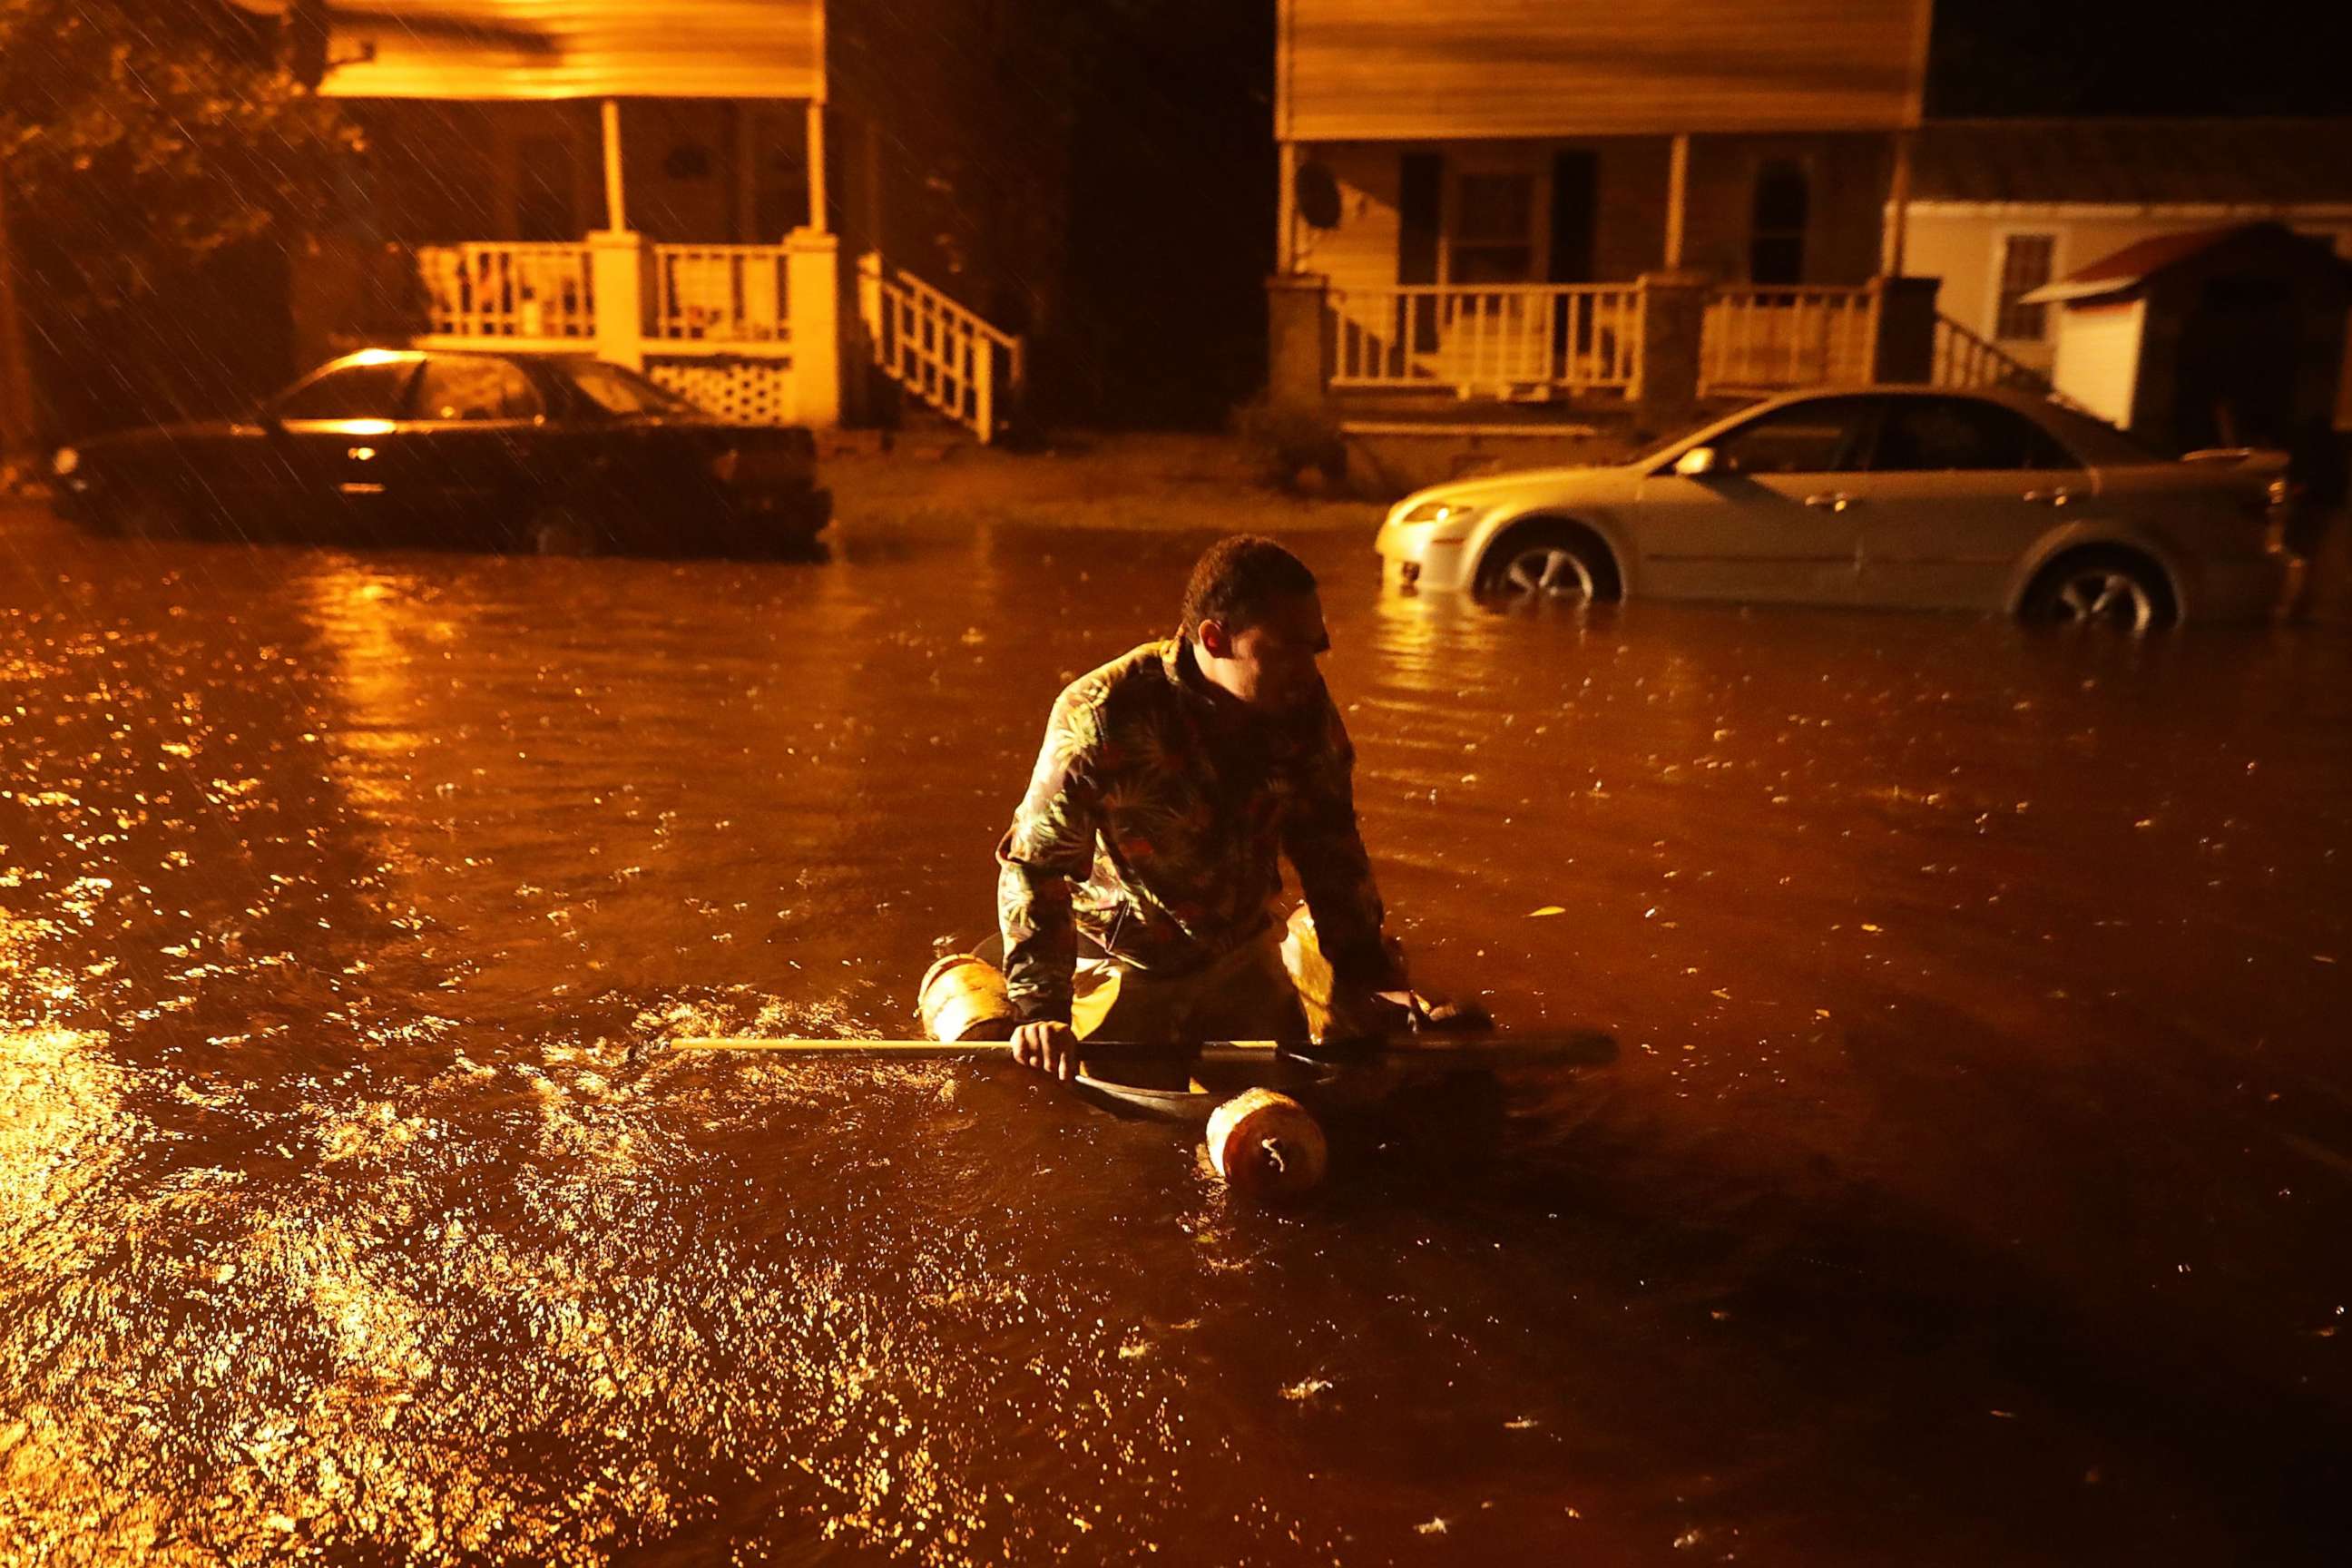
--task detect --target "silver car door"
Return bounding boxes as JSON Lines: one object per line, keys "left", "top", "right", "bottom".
{"left": 1630, "top": 394, "right": 1877, "bottom": 604}
{"left": 1852, "top": 397, "right": 2092, "bottom": 611}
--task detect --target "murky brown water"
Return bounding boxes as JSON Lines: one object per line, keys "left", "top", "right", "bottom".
{"left": 4, "top": 499, "right": 2349, "bottom": 1564}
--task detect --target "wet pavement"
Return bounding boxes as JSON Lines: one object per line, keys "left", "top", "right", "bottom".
{"left": 3, "top": 496, "right": 2349, "bottom": 1564}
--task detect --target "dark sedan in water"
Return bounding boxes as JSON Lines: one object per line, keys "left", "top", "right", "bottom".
{"left": 49, "top": 349, "right": 831, "bottom": 555}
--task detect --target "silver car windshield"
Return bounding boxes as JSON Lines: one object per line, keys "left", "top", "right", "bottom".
{"left": 1624, "top": 398, "right": 1769, "bottom": 468}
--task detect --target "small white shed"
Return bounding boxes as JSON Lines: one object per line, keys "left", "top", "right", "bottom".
{"left": 2023, "top": 222, "right": 2352, "bottom": 451}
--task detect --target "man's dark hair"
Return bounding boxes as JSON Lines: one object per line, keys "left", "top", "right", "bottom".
{"left": 1177, "top": 535, "right": 1318, "bottom": 641}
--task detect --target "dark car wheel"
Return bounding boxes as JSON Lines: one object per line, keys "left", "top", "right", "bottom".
{"left": 2022, "top": 549, "right": 2177, "bottom": 632}
{"left": 530, "top": 504, "right": 598, "bottom": 557}
{"left": 1476, "top": 524, "right": 1620, "bottom": 606}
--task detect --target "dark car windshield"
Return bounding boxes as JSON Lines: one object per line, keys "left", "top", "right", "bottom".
{"left": 274, "top": 358, "right": 418, "bottom": 422}
{"left": 563, "top": 359, "right": 700, "bottom": 417}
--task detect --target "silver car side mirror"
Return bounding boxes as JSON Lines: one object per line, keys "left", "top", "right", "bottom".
{"left": 1674, "top": 446, "right": 1723, "bottom": 477}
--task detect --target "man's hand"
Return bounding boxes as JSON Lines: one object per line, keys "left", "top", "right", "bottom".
{"left": 1010, "top": 1020, "right": 1081, "bottom": 1081}
{"left": 1324, "top": 985, "right": 1490, "bottom": 1043}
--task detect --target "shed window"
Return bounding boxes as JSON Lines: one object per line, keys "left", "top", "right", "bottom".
{"left": 1995, "top": 234, "right": 2056, "bottom": 341}
{"left": 1749, "top": 161, "right": 1809, "bottom": 285}
{"left": 1448, "top": 172, "right": 1536, "bottom": 283}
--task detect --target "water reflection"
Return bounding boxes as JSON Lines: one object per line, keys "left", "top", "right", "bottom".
{"left": 1, "top": 514, "right": 2347, "bottom": 1563}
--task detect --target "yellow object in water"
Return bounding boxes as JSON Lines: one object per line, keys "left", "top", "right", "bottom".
{"left": 917, "top": 954, "right": 1018, "bottom": 1043}
{"left": 1205, "top": 1087, "right": 1328, "bottom": 1197}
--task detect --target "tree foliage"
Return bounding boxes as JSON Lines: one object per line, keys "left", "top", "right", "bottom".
{"left": 0, "top": 0, "right": 358, "bottom": 313}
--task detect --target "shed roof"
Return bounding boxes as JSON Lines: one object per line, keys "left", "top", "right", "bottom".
{"left": 2020, "top": 221, "right": 2351, "bottom": 306}
{"left": 1910, "top": 119, "right": 2352, "bottom": 208}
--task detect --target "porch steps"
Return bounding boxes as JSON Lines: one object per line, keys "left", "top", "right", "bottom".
{"left": 856, "top": 254, "right": 1025, "bottom": 446}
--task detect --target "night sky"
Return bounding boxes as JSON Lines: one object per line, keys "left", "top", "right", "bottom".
{"left": 1930, "top": 0, "right": 2352, "bottom": 116}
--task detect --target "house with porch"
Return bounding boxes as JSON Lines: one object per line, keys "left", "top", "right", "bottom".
{"left": 240, "top": 0, "right": 1030, "bottom": 442}
{"left": 1263, "top": 0, "right": 2064, "bottom": 478}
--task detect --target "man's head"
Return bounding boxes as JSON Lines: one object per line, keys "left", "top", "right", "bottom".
{"left": 1178, "top": 535, "right": 1329, "bottom": 715}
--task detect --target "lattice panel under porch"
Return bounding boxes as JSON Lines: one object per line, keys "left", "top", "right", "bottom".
{"left": 646, "top": 358, "right": 800, "bottom": 426}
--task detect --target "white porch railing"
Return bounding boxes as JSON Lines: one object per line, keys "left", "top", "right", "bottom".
{"left": 652, "top": 243, "right": 791, "bottom": 346}
{"left": 1933, "top": 314, "right": 2054, "bottom": 395}
{"left": 1330, "top": 285, "right": 1642, "bottom": 397}
{"left": 857, "top": 253, "right": 1024, "bottom": 443}
{"left": 1700, "top": 286, "right": 1877, "bottom": 392}
{"left": 417, "top": 242, "right": 596, "bottom": 340}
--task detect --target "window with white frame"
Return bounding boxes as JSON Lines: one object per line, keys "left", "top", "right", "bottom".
{"left": 1994, "top": 233, "right": 2057, "bottom": 341}
{"left": 1446, "top": 172, "right": 1538, "bottom": 284}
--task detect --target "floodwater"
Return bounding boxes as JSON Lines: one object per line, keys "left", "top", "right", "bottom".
{"left": 3, "top": 498, "right": 2349, "bottom": 1566}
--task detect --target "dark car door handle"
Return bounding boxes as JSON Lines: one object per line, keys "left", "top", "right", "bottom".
{"left": 1803, "top": 491, "right": 1857, "bottom": 512}
{"left": 2024, "top": 486, "right": 2078, "bottom": 505}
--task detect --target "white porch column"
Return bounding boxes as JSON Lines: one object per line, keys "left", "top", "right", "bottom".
{"left": 786, "top": 228, "right": 841, "bottom": 426}
{"left": 805, "top": 102, "right": 828, "bottom": 233}
{"left": 1881, "top": 130, "right": 1915, "bottom": 276}
{"left": 1663, "top": 133, "right": 1690, "bottom": 270}
{"left": 1276, "top": 141, "right": 1298, "bottom": 274}
{"left": 601, "top": 98, "right": 628, "bottom": 231}
{"left": 587, "top": 229, "right": 652, "bottom": 369}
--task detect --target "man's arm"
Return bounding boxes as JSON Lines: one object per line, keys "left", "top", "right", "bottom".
{"left": 1281, "top": 698, "right": 1398, "bottom": 993}
{"left": 995, "top": 687, "right": 1106, "bottom": 1026}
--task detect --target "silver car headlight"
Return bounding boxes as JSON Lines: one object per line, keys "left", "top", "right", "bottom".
{"left": 1397, "top": 499, "right": 1484, "bottom": 528}
{"left": 51, "top": 446, "right": 78, "bottom": 477}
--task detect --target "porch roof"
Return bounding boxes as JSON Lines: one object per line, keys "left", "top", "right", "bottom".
{"left": 1910, "top": 119, "right": 2352, "bottom": 208}
{"left": 230, "top": 0, "right": 821, "bottom": 100}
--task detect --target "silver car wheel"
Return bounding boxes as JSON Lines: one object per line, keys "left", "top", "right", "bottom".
{"left": 1500, "top": 545, "right": 1596, "bottom": 603}
{"left": 2052, "top": 567, "right": 2155, "bottom": 633}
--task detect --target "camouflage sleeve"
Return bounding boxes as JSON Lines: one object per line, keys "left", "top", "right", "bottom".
{"left": 995, "top": 686, "right": 1106, "bottom": 1024}
{"left": 1282, "top": 697, "right": 1395, "bottom": 989}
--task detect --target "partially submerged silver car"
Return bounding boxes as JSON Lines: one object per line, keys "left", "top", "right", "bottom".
{"left": 1375, "top": 387, "right": 2290, "bottom": 629}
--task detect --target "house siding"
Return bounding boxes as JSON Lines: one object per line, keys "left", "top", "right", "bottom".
{"left": 1280, "top": 0, "right": 1930, "bottom": 142}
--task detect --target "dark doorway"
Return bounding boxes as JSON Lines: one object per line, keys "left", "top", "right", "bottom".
{"left": 1398, "top": 152, "right": 1443, "bottom": 354}
{"left": 1750, "top": 159, "right": 1809, "bottom": 284}
{"left": 1547, "top": 152, "right": 1597, "bottom": 284}
{"left": 1549, "top": 150, "right": 1599, "bottom": 371}
{"left": 2174, "top": 273, "right": 2300, "bottom": 449}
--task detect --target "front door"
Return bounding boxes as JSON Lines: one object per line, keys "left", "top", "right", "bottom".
{"left": 1632, "top": 395, "right": 1877, "bottom": 604}
{"left": 1852, "top": 396, "right": 2094, "bottom": 611}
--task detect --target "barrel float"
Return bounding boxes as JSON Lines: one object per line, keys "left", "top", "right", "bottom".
{"left": 1206, "top": 1087, "right": 1328, "bottom": 1197}
{"left": 917, "top": 954, "right": 1018, "bottom": 1043}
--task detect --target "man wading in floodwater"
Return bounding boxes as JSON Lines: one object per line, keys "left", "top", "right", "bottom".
{"left": 996, "top": 534, "right": 1430, "bottom": 1079}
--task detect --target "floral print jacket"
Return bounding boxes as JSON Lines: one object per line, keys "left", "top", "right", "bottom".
{"left": 995, "top": 638, "right": 1389, "bottom": 1024}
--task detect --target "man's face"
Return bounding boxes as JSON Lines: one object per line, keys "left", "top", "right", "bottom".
{"left": 1199, "top": 590, "right": 1331, "bottom": 714}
